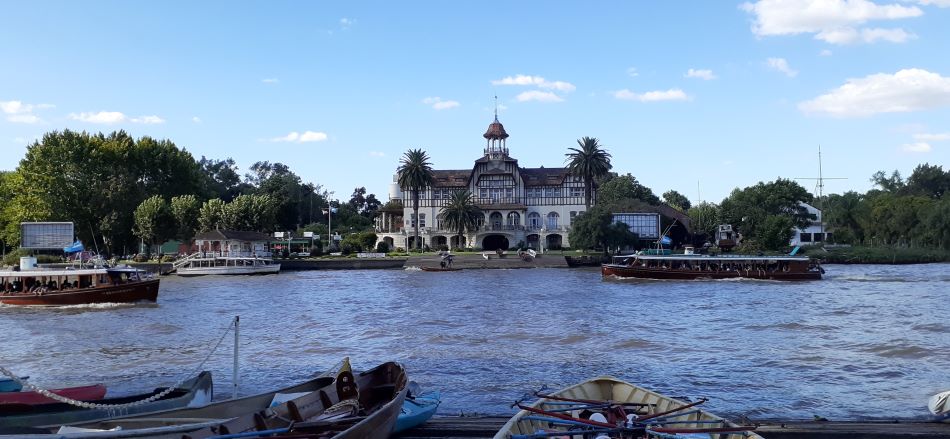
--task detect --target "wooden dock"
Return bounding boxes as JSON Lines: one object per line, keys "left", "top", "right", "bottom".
{"left": 396, "top": 416, "right": 950, "bottom": 439}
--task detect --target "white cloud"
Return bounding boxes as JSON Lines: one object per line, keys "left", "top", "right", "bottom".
{"left": 68, "top": 111, "right": 128, "bottom": 124}
{"left": 368, "top": 151, "right": 385, "bottom": 157}
{"left": 422, "top": 97, "right": 461, "bottom": 110}
{"left": 741, "top": 0, "right": 923, "bottom": 45}
{"left": 914, "top": 0, "right": 950, "bottom": 6}
{"left": 515, "top": 90, "right": 564, "bottom": 103}
{"left": 1, "top": 100, "right": 53, "bottom": 124}
{"left": 767, "top": 57, "right": 798, "bottom": 77}
{"left": 685, "top": 68, "right": 717, "bottom": 80}
{"left": 131, "top": 115, "right": 165, "bottom": 124}
{"left": 901, "top": 142, "right": 932, "bottom": 152}
{"left": 914, "top": 132, "right": 950, "bottom": 141}
{"left": 799, "top": 68, "right": 950, "bottom": 117}
{"left": 340, "top": 18, "right": 355, "bottom": 28}
{"left": 627, "top": 67, "right": 639, "bottom": 77}
{"left": 491, "top": 75, "right": 576, "bottom": 92}
{"left": 613, "top": 88, "right": 690, "bottom": 102}
{"left": 271, "top": 131, "right": 328, "bottom": 143}
{"left": 820, "top": 49, "right": 834, "bottom": 56}
{"left": 262, "top": 78, "right": 279, "bottom": 84}
{"left": 192, "top": 116, "right": 202, "bottom": 123}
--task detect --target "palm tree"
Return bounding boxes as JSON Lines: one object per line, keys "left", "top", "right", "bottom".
{"left": 439, "top": 190, "right": 482, "bottom": 249}
{"left": 397, "top": 149, "right": 435, "bottom": 250}
{"left": 565, "top": 137, "right": 613, "bottom": 210}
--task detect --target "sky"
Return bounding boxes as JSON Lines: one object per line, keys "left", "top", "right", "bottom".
{"left": 2, "top": 1, "right": 949, "bottom": 205}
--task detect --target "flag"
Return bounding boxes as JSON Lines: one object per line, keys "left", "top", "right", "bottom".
{"left": 63, "top": 241, "right": 85, "bottom": 253}
{"left": 659, "top": 235, "right": 672, "bottom": 245}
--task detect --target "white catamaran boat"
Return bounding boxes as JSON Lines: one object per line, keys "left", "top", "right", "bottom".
{"left": 173, "top": 230, "right": 281, "bottom": 276}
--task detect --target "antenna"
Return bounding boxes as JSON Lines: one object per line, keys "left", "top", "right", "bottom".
{"left": 493, "top": 95, "right": 498, "bottom": 121}
{"left": 794, "top": 145, "right": 846, "bottom": 243}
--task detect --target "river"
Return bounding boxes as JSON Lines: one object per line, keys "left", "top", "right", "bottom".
{"left": 1, "top": 263, "right": 947, "bottom": 421}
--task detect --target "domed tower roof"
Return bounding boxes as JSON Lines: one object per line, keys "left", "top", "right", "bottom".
{"left": 483, "top": 116, "right": 510, "bottom": 140}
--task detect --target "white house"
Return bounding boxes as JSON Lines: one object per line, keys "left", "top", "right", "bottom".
{"left": 789, "top": 202, "right": 833, "bottom": 246}
{"left": 374, "top": 116, "right": 591, "bottom": 252}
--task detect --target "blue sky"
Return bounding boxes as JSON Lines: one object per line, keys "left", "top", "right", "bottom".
{"left": 2, "top": 1, "right": 949, "bottom": 204}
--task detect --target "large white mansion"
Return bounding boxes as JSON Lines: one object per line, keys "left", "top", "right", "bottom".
{"left": 375, "top": 116, "right": 591, "bottom": 251}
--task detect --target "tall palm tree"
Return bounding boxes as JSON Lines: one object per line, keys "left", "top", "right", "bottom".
{"left": 397, "top": 149, "right": 435, "bottom": 250}
{"left": 439, "top": 190, "right": 482, "bottom": 249}
{"left": 565, "top": 137, "right": 613, "bottom": 210}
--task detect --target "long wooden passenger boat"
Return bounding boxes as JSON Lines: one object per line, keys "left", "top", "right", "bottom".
{"left": 0, "top": 267, "right": 160, "bottom": 306}
{"left": 495, "top": 376, "right": 761, "bottom": 439}
{"left": 0, "top": 372, "right": 212, "bottom": 431}
{"left": 602, "top": 253, "right": 823, "bottom": 281}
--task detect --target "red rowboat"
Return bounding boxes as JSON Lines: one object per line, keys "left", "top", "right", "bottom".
{"left": 0, "top": 384, "right": 107, "bottom": 405}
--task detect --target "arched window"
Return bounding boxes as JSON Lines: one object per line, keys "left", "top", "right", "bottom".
{"left": 546, "top": 212, "right": 559, "bottom": 229}
{"left": 507, "top": 212, "right": 521, "bottom": 226}
{"left": 490, "top": 212, "right": 503, "bottom": 229}
{"left": 528, "top": 212, "right": 542, "bottom": 230}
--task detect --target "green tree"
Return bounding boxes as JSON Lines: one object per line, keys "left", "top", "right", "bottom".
{"left": 565, "top": 137, "right": 613, "bottom": 210}
{"left": 198, "top": 198, "right": 228, "bottom": 232}
{"left": 823, "top": 191, "right": 867, "bottom": 244}
{"left": 397, "top": 149, "right": 434, "bottom": 250}
{"left": 757, "top": 215, "right": 795, "bottom": 250}
{"left": 720, "top": 178, "right": 814, "bottom": 244}
{"left": 170, "top": 195, "right": 200, "bottom": 241}
{"left": 223, "top": 194, "right": 278, "bottom": 231}
{"left": 905, "top": 163, "right": 949, "bottom": 199}
{"left": 686, "top": 202, "right": 722, "bottom": 242}
{"left": 604, "top": 221, "right": 639, "bottom": 255}
{"left": 597, "top": 173, "right": 660, "bottom": 206}
{"left": 662, "top": 190, "right": 692, "bottom": 211}
{"left": 438, "top": 190, "right": 481, "bottom": 248}
{"left": 568, "top": 206, "right": 612, "bottom": 251}
{"left": 133, "top": 196, "right": 173, "bottom": 255}
{"left": 199, "top": 156, "right": 248, "bottom": 201}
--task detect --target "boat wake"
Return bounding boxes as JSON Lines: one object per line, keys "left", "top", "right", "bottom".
{"left": 404, "top": 266, "right": 422, "bottom": 271}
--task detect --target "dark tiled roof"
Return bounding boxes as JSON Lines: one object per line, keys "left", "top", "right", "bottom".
{"left": 431, "top": 170, "right": 471, "bottom": 187}
{"left": 194, "top": 230, "right": 271, "bottom": 242}
{"left": 483, "top": 118, "right": 510, "bottom": 139}
{"left": 520, "top": 167, "right": 570, "bottom": 186}
{"left": 474, "top": 156, "right": 518, "bottom": 164}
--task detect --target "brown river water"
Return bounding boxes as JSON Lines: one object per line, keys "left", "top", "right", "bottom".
{"left": 1, "top": 263, "right": 947, "bottom": 420}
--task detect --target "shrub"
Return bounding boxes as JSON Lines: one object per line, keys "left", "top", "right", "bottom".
{"left": 133, "top": 254, "right": 149, "bottom": 262}
{"left": 376, "top": 241, "right": 390, "bottom": 253}
{"left": 160, "top": 255, "right": 175, "bottom": 263}
{"left": 340, "top": 242, "right": 355, "bottom": 255}
{"left": 436, "top": 244, "right": 448, "bottom": 251}
{"left": 395, "top": 247, "right": 405, "bottom": 253}
{"left": 451, "top": 247, "right": 466, "bottom": 253}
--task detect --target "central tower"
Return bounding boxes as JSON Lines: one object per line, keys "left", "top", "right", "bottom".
{"left": 483, "top": 98, "right": 510, "bottom": 159}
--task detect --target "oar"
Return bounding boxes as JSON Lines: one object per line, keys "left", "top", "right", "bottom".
{"left": 635, "top": 397, "right": 708, "bottom": 422}
{"left": 649, "top": 425, "right": 757, "bottom": 434}
{"left": 515, "top": 403, "right": 616, "bottom": 428}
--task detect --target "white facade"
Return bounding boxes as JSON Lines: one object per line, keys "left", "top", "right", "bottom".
{"left": 789, "top": 202, "right": 832, "bottom": 246}
{"left": 375, "top": 117, "right": 591, "bottom": 252}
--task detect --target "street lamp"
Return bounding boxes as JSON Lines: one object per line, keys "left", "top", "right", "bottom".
{"left": 322, "top": 203, "right": 338, "bottom": 252}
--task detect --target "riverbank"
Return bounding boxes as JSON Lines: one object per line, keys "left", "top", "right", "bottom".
{"left": 805, "top": 246, "right": 950, "bottom": 264}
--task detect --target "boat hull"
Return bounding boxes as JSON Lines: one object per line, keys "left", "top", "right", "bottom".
{"left": 602, "top": 264, "right": 822, "bottom": 281}
{"left": 420, "top": 267, "right": 462, "bottom": 272}
{"left": 0, "top": 279, "right": 160, "bottom": 306}
{"left": 176, "top": 264, "right": 280, "bottom": 276}
{"left": 0, "top": 384, "right": 106, "bottom": 405}
{"left": 394, "top": 391, "right": 440, "bottom": 433}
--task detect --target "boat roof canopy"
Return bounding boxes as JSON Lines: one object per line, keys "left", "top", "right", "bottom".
{"left": 612, "top": 254, "right": 810, "bottom": 262}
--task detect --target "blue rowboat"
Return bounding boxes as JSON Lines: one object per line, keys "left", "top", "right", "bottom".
{"left": 0, "top": 377, "right": 28, "bottom": 393}
{"left": 394, "top": 382, "right": 441, "bottom": 433}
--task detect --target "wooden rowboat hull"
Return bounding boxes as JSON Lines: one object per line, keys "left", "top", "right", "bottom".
{"left": 494, "top": 376, "right": 762, "bottom": 439}
{"left": 0, "top": 279, "right": 160, "bottom": 306}
{"left": 602, "top": 264, "right": 821, "bottom": 281}
{"left": 0, "top": 384, "right": 106, "bottom": 405}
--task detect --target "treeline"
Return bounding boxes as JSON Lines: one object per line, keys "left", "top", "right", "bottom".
{"left": 0, "top": 130, "right": 383, "bottom": 256}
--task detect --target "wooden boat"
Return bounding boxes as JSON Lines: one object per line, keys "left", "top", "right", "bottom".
{"left": 394, "top": 383, "right": 440, "bottom": 433}
{"left": 929, "top": 390, "right": 950, "bottom": 423}
{"left": 494, "top": 376, "right": 761, "bottom": 439}
{"left": 0, "top": 267, "right": 160, "bottom": 306}
{"left": 602, "top": 253, "right": 822, "bottom": 281}
{"left": 0, "top": 371, "right": 212, "bottom": 430}
{"left": 420, "top": 267, "right": 463, "bottom": 272}
{"left": 0, "top": 376, "right": 28, "bottom": 392}
{"left": 0, "top": 384, "right": 106, "bottom": 405}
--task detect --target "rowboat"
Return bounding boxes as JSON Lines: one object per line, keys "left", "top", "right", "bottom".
{"left": 0, "top": 267, "right": 160, "bottom": 306}
{"left": 494, "top": 376, "right": 761, "bottom": 439}
{"left": 0, "top": 371, "right": 212, "bottom": 431}
{"left": 420, "top": 267, "right": 463, "bottom": 272}
{"left": 394, "top": 383, "right": 440, "bottom": 433}
{"left": 0, "top": 384, "right": 106, "bottom": 405}
{"left": 0, "top": 376, "right": 28, "bottom": 392}
{"left": 930, "top": 390, "right": 950, "bottom": 422}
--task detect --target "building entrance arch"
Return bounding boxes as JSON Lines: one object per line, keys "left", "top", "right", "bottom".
{"left": 482, "top": 234, "right": 509, "bottom": 251}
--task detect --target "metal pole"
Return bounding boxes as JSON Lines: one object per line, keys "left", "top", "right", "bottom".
{"left": 232, "top": 315, "right": 239, "bottom": 399}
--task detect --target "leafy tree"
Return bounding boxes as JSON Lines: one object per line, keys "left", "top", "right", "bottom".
{"left": 223, "top": 194, "right": 278, "bottom": 231}
{"left": 170, "top": 195, "right": 200, "bottom": 241}
{"left": 568, "top": 206, "right": 612, "bottom": 251}
{"left": 905, "top": 163, "right": 949, "bottom": 199}
{"left": 565, "top": 137, "right": 612, "bottom": 210}
{"left": 870, "top": 170, "right": 905, "bottom": 192}
{"left": 597, "top": 173, "right": 660, "bottom": 206}
{"left": 397, "top": 149, "right": 434, "bottom": 250}
{"left": 662, "top": 190, "right": 692, "bottom": 211}
{"left": 198, "top": 198, "right": 228, "bottom": 232}
{"left": 199, "top": 157, "right": 248, "bottom": 201}
{"left": 247, "top": 161, "right": 304, "bottom": 230}
{"left": 604, "top": 221, "right": 639, "bottom": 255}
{"left": 720, "top": 178, "right": 814, "bottom": 246}
{"left": 823, "top": 191, "right": 867, "bottom": 244}
{"left": 133, "top": 196, "right": 174, "bottom": 255}
{"left": 348, "top": 186, "right": 383, "bottom": 218}
{"left": 686, "top": 202, "right": 722, "bottom": 242}
{"left": 438, "top": 190, "right": 482, "bottom": 248}
{"left": 757, "top": 215, "right": 795, "bottom": 250}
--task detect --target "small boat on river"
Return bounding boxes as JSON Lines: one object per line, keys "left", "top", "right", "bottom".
{"left": 930, "top": 390, "right": 950, "bottom": 423}
{"left": 0, "top": 266, "right": 160, "bottom": 306}
{"left": 0, "top": 384, "right": 106, "bottom": 406}
{"left": 0, "top": 376, "right": 28, "bottom": 392}
{"left": 0, "top": 371, "right": 212, "bottom": 430}
{"left": 420, "top": 266, "right": 463, "bottom": 272}
{"left": 602, "top": 252, "right": 823, "bottom": 281}
{"left": 394, "top": 382, "right": 440, "bottom": 433}
{"left": 495, "top": 376, "right": 761, "bottom": 439}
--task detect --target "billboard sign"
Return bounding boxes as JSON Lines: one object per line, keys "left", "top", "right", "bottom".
{"left": 20, "top": 222, "right": 74, "bottom": 249}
